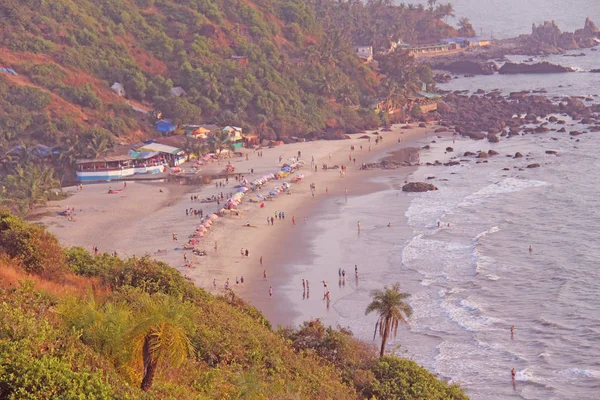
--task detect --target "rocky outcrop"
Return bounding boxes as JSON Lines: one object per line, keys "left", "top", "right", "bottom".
{"left": 438, "top": 92, "right": 598, "bottom": 141}
{"left": 402, "top": 182, "right": 438, "bottom": 192}
{"left": 591, "top": 69, "right": 600, "bottom": 73}
{"left": 430, "top": 60, "right": 497, "bottom": 75}
{"left": 499, "top": 62, "right": 574, "bottom": 74}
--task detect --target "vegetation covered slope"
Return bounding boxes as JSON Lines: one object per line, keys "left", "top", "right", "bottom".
{"left": 0, "top": 211, "right": 468, "bottom": 399}
{"left": 0, "top": 0, "right": 457, "bottom": 211}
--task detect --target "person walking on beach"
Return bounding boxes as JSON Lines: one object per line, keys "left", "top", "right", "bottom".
{"left": 271, "top": 216, "right": 275, "bottom": 225}
{"left": 342, "top": 269, "right": 346, "bottom": 280}
{"left": 236, "top": 277, "right": 239, "bottom": 285}
{"left": 355, "top": 265, "right": 358, "bottom": 276}
{"left": 511, "top": 325, "right": 515, "bottom": 339}
{"left": 241, "top": 248, "right": 245, "bottom": 257}
{"left": 214, "top": 241, "right": 218, "bottom": 252}
{"left": 245, "top": 249, "right": 249, "bottom": 257}
{"left": 260, "top": 256, "right": 263, "bottom": 266}
{"left": 357, "top": 221, "right": 361, "bottom": 231}
{"left": 240, "top": 276, "right": 244, "bottom": 285}
{"left": 338, "top": 268, "right": 342, "bottom": 278}
{"left": 292, "top": 216, "right": 296, "bottom": 225}
{"left": 302, "top": 279, "right": 306, "bottom": 291}
{"left": 263, "top": 269, "right": 267, "bottom": 281}
{"left": 267, "top": 216, "right": 270, "bottom": 225}
{"left": 213, "top": 279, "right": 217, "bottom": 289}
{"left": 183, "top": 253, "right": 187, "bottom": 262}
{"left": 269, "top": 286, "right": 273, "bottom": 298}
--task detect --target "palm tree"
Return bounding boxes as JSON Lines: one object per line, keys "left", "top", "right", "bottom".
{"left": 365, "top": 283, "right": 412, "bottom": 358}
{"left": 128, "top": 294, "right": 195, "bottom": 392}
{"left": 86, "top": 135, "right": 113, "bottom": 159}
{"left": 207, "top": 130, "right": 234, "bottom": 156}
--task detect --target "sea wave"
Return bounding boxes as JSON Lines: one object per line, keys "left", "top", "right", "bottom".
{"left": 459, "top": 178, "right": 549, "bottom": 208}
{"left": 559, "top": 368, "right": 600, "bottom": 379}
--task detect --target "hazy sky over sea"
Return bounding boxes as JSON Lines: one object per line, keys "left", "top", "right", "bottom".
{"left": 399, "top": 0, "right": 600, "bottom": 38}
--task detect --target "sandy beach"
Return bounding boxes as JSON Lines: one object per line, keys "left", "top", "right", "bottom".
{"left": 38, "top": 124, "right": 446, "bottom": 326}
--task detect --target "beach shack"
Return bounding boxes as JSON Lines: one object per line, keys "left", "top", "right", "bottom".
{"left": 407, "top": 84, "right": 441, "bottom": 114}
{"left": 222, "top": 126, "right": 244, "bottom": 150}
{"left": 135, "top": 141, "right": 186, "bottom": 166}
{"left": 76, "top": 155, "right": 136, "bottom": 181}
{"left": 156, "top": 119, "right": 177, "bottom": 135}
{"left": 409, "top": 43, "right": 450, "bottom": 56}
{"left": 243, "top": 133, "right": 259, "bottom": 148}
{"left": 185, "top": 124, "right": 220, "bottom": 139}
{"left": 465, "top": 36, "right": 491, "bottom": 47}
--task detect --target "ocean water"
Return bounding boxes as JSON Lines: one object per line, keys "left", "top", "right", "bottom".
{"left": 286, "top": 122, "right": 600, "bottom": 399}
{"left": 399, "top": 0, "right": 600, "bottom": 39}
{"left": 273, "top": 4, "right": 600, "bottom": 399}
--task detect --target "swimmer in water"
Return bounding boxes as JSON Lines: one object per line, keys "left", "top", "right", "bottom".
{"left": 387, "top": 222, "right": 391, "bottom": 227}
{"left": 529, "top": 246, "right": 533, "bottom": 253}
{"left": 510, "top": 325, "right": 515, "bottom": 339}
{"left": 511, "top": 368, "right": 516, "bottom": 381}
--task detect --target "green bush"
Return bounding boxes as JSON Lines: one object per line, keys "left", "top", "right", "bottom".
{"left": 29, "top": 63, "right": 67, "bottom": 88}
{"left": 0, "top": 212, "right": 65, "bottom": 278}
{"left": 365, "top": 356, "right": 469, "bottom": 400}
{"left": 7, "top": 86, "right": 52, "bottom": 111}
{"left": 57, "top": 83, "right": 103, "bottom": 109}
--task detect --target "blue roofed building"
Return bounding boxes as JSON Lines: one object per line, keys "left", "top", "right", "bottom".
{"left": 155, "top": 119, "right": 176, "bottom": 134}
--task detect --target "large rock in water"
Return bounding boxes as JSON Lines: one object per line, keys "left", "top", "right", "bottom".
{"left": 430, "top": 60, "right": 497, "bottom": 75}
{"left": 402, "top": 182, "right": 438, "bottom": 192}
{"left": 499, "top": 62, "right": 575, "bottom": 74}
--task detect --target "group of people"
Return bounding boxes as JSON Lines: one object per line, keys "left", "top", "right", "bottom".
{"left": 267, "top": 211, "right": 286, "bottom": 225}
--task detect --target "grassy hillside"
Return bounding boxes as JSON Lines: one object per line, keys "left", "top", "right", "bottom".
{"left": 0, "top": 211, "right": 469, "bottom": 399}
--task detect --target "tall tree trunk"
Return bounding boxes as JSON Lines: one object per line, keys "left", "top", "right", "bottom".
{"left": 379, "top": 320, "right": 389, "bottom": 358}
{"left": 141, "top": 335, "right": 157, "bottom": 392}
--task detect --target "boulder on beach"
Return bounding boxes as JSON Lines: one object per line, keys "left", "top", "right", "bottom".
{"left": 476, "top": 152, "right": 489, "bottom": 158}
{"left": 402, "top": 182, "right": 439, "bottom": 192}
{"left": 488, "top": 149, "right": 499, "bottom": 156}
{"left": 446, "top": 147, "right": 454, "bottom": 152}
{"left": 514, "top": 152, "right": 524, "bottom": 158}
{"left": 499, "top": 62, "right": 575, "bottom": 74}
{"left": 527, "top": 163, "right": 541, "bottom": 168}
{"left": 488, "top": 134, "right": 499, "bottom": 143}
{"left": 545, "top": 150, "right": 559, "bottom": 155}
{"left": 464, "top": 151, "right": 476, "bottom": 157}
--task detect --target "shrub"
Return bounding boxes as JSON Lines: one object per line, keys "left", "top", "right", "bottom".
{"left": 7, "top": 86, "right": 52, "bottom": 111}
{"left": 364, "top": 356, "right": 469, "bottom": 400}
{"left": 29, "top": 63, "right": 67, "bottom": 88}
{"left": 0, "top": 212, "right": 65, "bottom": 278}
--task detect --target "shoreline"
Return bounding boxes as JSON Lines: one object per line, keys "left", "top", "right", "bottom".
{"left": 37, "top": 125, "right": 439, "bottom": 325}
